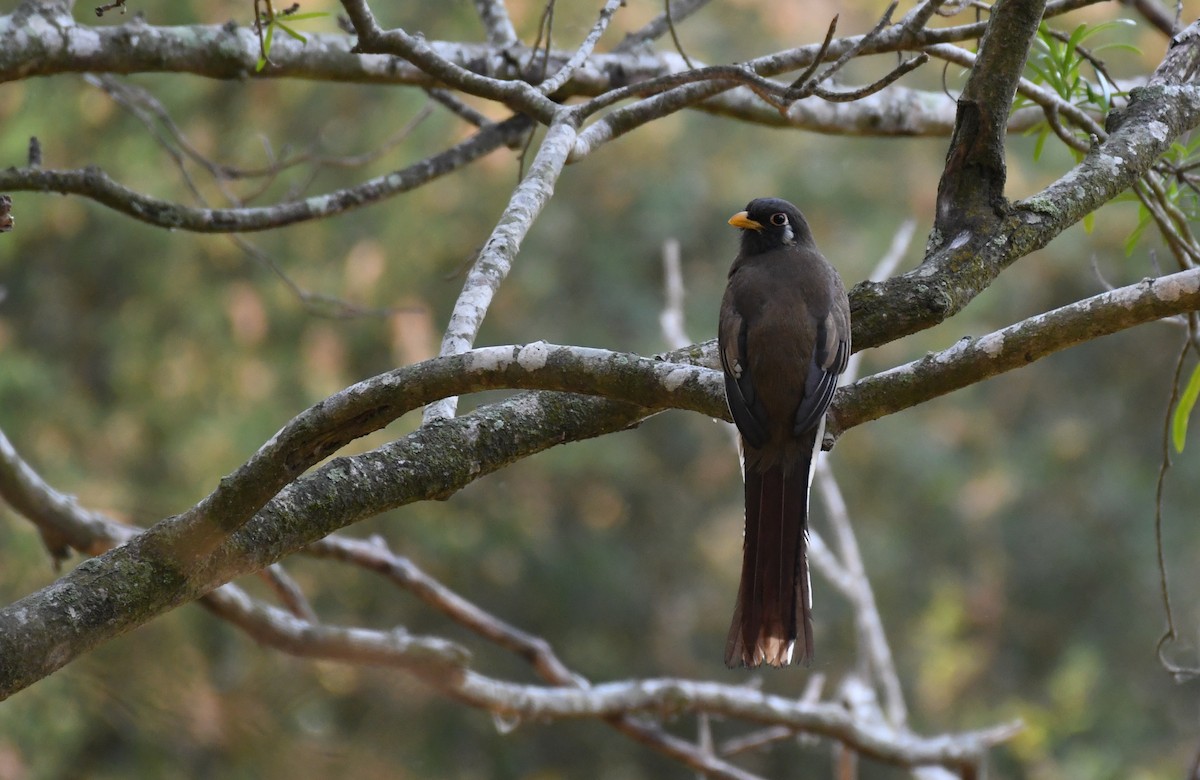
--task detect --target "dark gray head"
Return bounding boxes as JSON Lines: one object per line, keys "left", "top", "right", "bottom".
{"left": 728, "top": 197, "right": 816, "bottom": 256}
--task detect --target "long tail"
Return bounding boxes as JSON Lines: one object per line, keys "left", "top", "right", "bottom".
{"left": 724, "top": 446, "right": 815, "bottom": 667}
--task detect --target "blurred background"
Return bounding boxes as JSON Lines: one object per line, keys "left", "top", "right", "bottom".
{"left": 1, "top": 0, "right": 1198, "bottom": 777}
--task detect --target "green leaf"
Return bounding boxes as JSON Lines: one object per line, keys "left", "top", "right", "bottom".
{"left": 255, "top": 22, "right": 276, "bottom": 72}
{"left": 1123, "top": 205, "right": 1151, "bottom": 255}
{"left": 1066, "top": 22, "right": 1090, "bottom": 61}
{"left": 1033, "top": 127, "right": 1050, "bottom": 161}
{"left": 275, "top": 21, "right": 308, "bottom": 43}
{"left": 1083, "top": 211, "right": 1095, "bottom": 234}
{"left": 1092, "top": 42, "right": 1142, "bottom": 56}
{"left": 1076, "top": 18, "right": 1137, "bottom": 43}
{"left": 1026, "top": 61, "right": 1053, "bottom": 86}
{"left": 1172, "top": 363, "right": 1200, "bottom": 452}
{"left": 280, "top": 11, "right": 329, "bottom": 21}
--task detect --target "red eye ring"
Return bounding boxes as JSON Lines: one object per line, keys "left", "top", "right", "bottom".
{"left": 770, "top": 213, "right": 788, "bottom": 226}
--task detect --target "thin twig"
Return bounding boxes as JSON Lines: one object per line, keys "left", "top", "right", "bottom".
{"left": 571, "top": 0, "right": 1106, "bottom": 159}
{"left": 659, "top": 238, "right": 692, "bottom": 350}
{"left": 306, "top": 534, "right": 583, "bottom": 683}
{"left": 86, "top": 73, "right": 426, "bottom": 318}
{"left": 615, "top": 0, "right": 712, "bottom": 52}
{"left": 525, "top": 0, "right": 557, "bottom": 83}
{"left": 258, "top": 563, "right": 318, "bottom": 622}
{"left": 664, "top": 0, "right": 697, "bottom": 70}
{"left": 813, "top": 53, "right": 929, "bottom": 102}
{"left": 88, "top": 75, "right": 434, "bottom": 183}
{"left": 231, "top": 234, "right": 412, "bottom": 319}
{"left": 812, "top": 1, "right": 900, "bottom": 89}
{"left": 924, "top": 42, "right": 1104, "bottom": 138}
{"left": 303, "top": 534, "right": 762, "bottom": 779}
{"left": 425, "top": 88, "right": 494, "bottom": 128}
{"left": 537, "top": 0, "right": 623, "bottom": 96}
{"left": 1118, "top": 0, "right": 1177, "bottom": 36}
{"left": 1138, "top": 174, "right": 1200, "bottom": 267}
{"left": 0, "top": 116, "right": 535, "bottom": 233}
{"left": 1038, "top": 102, "right": 1091, "bottom": 153}
{"left": 1153, "top": 328, "right": 1200, "bottom": 682}
{"left": 788, "top": 16, "right": 840, "bottom": 91}
{"left": 719, "top": 675, "right": 824, "bottom": 756}
{"left": 1133, "top": 179, "right": 1200, "bottom": 271}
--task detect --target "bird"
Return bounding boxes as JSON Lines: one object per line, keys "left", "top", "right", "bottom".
{"left": 718, "top": 197, "right": 851, "bottom": 667}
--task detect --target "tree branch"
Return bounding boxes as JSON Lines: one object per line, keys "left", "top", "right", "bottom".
{"left": 850, "top": 35, "right": 1200, "bottom": 352}
{"left": 569, "top": 0, "right": 1098, "bottom": 156}
{"left": 204, "top": 544, "right": 1012, "bottom": 772}
{"left": 0, "top": 0, "right": 1098, "bottom": 118}
{"left": 831, "top": 266, "right": 1200, "bottom": 439}
{"left": 202, "top": 585, "right": 1019, "bottom": 774}
{"left": 0, "top": 1, "right": 987, "bottom": 85}
{"left": 6, "top": 258, "right": 1200, "bottom": 698}
{"left": 301, "top": 534, "right": 767, "bottom": 780}
{"left": 339, "top": 0, "right": 560, "bottom": 122}
{"left": 425, "top": 115, "right": 580, "bottom": 420}
{"left": 615, "top": 0, "right": 712, "bottom": 52}
{"left": 536, "top": 0, "right": 625, "bottom": 96}
{"left": 0, "top": 116, "right": 533, "bottom": 232}
{"left": 815, "top": 462, "right": 909, "bottom": 727}
{"left": 472, "top": 0, "right": 519, "bottom": 48}
{"left": 450, "top": 676, "right": 1020, "bottom": 772}
{"left": 934, "top": 0, "right": 1046, "bottom": 238}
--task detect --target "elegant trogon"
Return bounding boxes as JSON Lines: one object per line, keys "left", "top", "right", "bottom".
{"left": 719, "top": 197, "right": 852, "bottom": 667}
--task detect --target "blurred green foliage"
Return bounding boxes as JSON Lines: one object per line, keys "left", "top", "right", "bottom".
{"left": 1, "top": 0, "right": 1199, "bottom": 778}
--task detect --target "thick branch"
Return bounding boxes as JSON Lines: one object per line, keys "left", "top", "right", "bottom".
{"left": 16, "top": 248, "right": 1200, "bottom": 593}
{"left": 5, "top": 256, "right": 1200, "bottom": 698}
{"left": 0, "top": 0, "right": 1083, "bottom": 85}
{"left": 0, "top": 1, "right": 1096, "bottom": 111}
{"left": 831, "top": 266, "right": 1200, "bottom": 438}
{"left": 0, "top": 339, "right": 725, "bottom": 697}
{"left": 933, "top": 0, "right": 1045, "bottom": 237}
{"left": 0, "top": 385, "right": 654, "bottom": 699}
{"left": 850, "top": 51, "right": 1200, "bottom": 351}
{"left": 861, "top": 21, "right": 1200, "bottom": 357}
{"left": 6, "top": 20, "right": 1200, "bottom": 688}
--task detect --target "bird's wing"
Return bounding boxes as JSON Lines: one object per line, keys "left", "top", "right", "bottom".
{"left": 719, "top": 304, "right": 769, "bottom": 449}
{"left": 792, "top": 310, "right": 850, "bottom": 437}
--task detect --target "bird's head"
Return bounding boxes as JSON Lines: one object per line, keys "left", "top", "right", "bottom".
{"left": 728, "top": 197, "right": 815, "bottom": 256}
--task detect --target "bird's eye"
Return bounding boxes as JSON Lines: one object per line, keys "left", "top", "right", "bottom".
{"left": 770, "top": 213, "right": 788, "bottom": 226}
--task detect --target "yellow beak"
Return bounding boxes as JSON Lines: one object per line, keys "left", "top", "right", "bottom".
{"left": 728, "top": 211, "right": 763, "bottom": 230}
